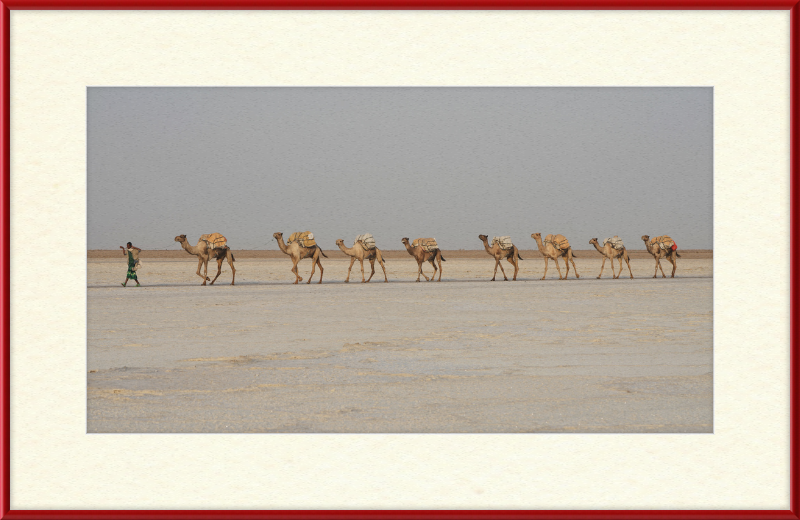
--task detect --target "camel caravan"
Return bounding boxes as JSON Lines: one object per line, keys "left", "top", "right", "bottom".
{"left": 167, "top": 231, "right": 684, "bottom": 285}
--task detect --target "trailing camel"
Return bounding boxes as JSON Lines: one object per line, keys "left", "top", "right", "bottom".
{"left": 273, "top": 232, "right": 328, "bottom": 284}
{"left": 642, "top": 235, "right": 681, "bottom": 278}
{"left": 335, "top": 238, "right": 388, "bottom": 283}
{"left": 477, "top": 235, "right": 523, "bottom": 281}
{"left": 401, "top": 237, "right": 445, "bottom": 282}
{"left": 174, "top": 234, "right": 236, "bottom": 286}
{"left": 589, "top": 238, "right": 633, "bottom": 279}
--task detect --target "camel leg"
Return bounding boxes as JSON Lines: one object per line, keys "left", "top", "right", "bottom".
{"left": 569, "top": 252, "right": 579, "bottom": 279}
{"left": 228, "top": 252, "right": 236, "bottom": 285}
{"left": 316, "top": 257, "right": 324, "bottom": 284}
{"left": 625, "top": 255, "right": 634, "bottom": 279}
{"left": 380, "top": 260, "right": 388, "bottom": 282}
{"left": 541, "top": 257, "right": 549, "bottom": 280}
{"left": 209, "top": 257, "right": 223, "bottom": 285}
{"left": 497, "top": 258, "right": 508, "bottom": 281}
{"left": 196, "top": 257, "right": 208, "bottom": 285}
{"left": 292, "top": 259, "right": 302, "bottom": 284}
{"left": 359, "top": 258, "right": 366, "bottom": 283}
{"left": 656, "top": 256, "right": 666, "bottom": 278}
{"left": 417, "top": 261, "right": 429, "bottom": 282}
{"left": 428, "top": 259, "right": 437, "bottom": 282}
{"left": 669, "top": 253, "right": 677, "bottom": 278}
{"left": 344, "top": 257, "right": 355, "bottom": 283}
{"left": 598, "top": 257, "right": 607, "bottom": 279}
{"left": 508, "top": 256, "right": 518, "bottom": 281}
{"left": 436, "top": 256, "right": 442, "bottom": 282}
{"left": 554, "top": 257, "right": 564, "bottom": 280}
{"left": 491, "top": 258, "right": 499, "bottom": 281}
{"left": 307, "top": 257, "right": 316, "bottom": 284}
{"left": 366, "top": 258, "right": 376, "bottom": 282}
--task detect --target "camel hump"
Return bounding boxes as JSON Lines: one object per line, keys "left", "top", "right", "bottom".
{"left": 289, "top": 231, "right": 316, "bottom": 247}
{"left": 412, "top": 238, "right": 438, "bottom": 251}
{"left": 200, "top": 233, "right": 227, "bottom": 250}
{"left": 493, "top": 236, "right": 513, "bottom": 250}
{"left": 355, "top": 233, "right": 376, "bottom": 250}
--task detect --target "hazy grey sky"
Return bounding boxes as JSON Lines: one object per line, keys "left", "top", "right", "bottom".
{"left": 88, "top": 87, "right": 712, "bottom": 250}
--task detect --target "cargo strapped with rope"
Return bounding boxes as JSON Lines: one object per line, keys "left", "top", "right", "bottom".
{"left": 493, "top": 236, "right": 514, "bottom": 250}
{"left": 412, "top": 238, "right": 438, "bottom": 252}
{"left": 200, "top": 233, "right": 227, "bottom": 250}
{"left": 355, "top": 233, "right": 376, "bottom": 250}
{"left": 289, "top": 231, "right": 317, "bottom": 247}
{"left": 544, "top": 234, "right": 570, "bottom": 251}
{"left": 651, "top": 235, "right": 677, "bottom": 251}
{"left": 603, "top": 236, "right": 624, "bottom": 250}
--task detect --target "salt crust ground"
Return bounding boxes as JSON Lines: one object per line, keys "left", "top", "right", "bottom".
{"left": 88, "top": 257, "right": 712, "bottom": 433}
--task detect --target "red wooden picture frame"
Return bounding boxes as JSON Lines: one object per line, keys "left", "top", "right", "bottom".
{"left": 0, "top": 2, "right": 797, "bottom": 518}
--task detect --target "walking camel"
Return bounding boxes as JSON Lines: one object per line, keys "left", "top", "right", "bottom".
{"left": 589, "top": 238, "right": 633, "bottom": 279}
{"left": 530, "top": 233, "right": 580, "bottom": 280}
{"left": 642, "top": 235, "right": 681, "bottom": 278}
{"left": 477, "top": 235, "right": 523, "bottom": 281}
{"left": 335, "top": 238, "right": 388, "bottom": 283}
{"left": 401, "top": 237, "right": 445, "bottom": 282}
{"left": 174, "top": 234, "right": 236, "bottom": 285}
{"left": 273, "top": 232, "right": 327, "bottom": 284}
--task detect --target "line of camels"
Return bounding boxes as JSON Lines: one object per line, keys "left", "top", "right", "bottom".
{"left": 173, "top": 233, "right": 682, "bottom": 286}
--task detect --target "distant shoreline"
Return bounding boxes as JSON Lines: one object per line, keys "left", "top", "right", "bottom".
{"left": 90, "top": 249, "right": 713, "bottom": 260}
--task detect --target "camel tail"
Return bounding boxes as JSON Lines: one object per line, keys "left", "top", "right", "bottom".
{"left": 518, "top": 253, "right": 524, "bottom": 260}
{"left": 319, "top": 247, "right": 328, "bottom": 258}
{"left": 676, "top": 252, "right": 682, "bottom": 258}
{"left": 441, "top": 255, "right": 447, "bottom": 262}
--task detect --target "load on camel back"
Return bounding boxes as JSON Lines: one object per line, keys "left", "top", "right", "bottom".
{"left": 603, "top": 236, "right": 625, "bottom": 250}
{"left": 355, "top": 233, "right": 376, "bottom": 250}
{"left": 651, "top": 235, "right": 677, "bottom": 251}
{"left": 412, "top": 237, "right": 439, "bottom": 252}
{"left": 544, "top": 234, "right": 570, "bottom": 251}
{"left": 288, "top": 231, "right": 317, "bottom": 247}
{"left": 492, "top": 236, "right": 514, "bottom": 250}
{"left": 200, "top": 233, "right": 227, "bottom": 251}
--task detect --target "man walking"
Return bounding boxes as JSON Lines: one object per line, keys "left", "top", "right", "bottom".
{"left": 120, "top": 242, "right": 141, "bottom": 287}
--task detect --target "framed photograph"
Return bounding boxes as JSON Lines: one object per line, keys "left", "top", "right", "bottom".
{"left": 2, "top": 2, "right": 796, "bottom": 517}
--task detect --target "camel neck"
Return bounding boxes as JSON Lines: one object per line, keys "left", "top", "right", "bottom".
{"left": 276, "top": 237, "right": 290, "bottom": 255}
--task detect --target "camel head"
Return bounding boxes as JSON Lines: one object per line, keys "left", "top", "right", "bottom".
{"left": 478, "top": 234, "right": 488, "bottom": 241}
{"left": 641, "top": 235, "right": 650, "bottom": 242}
{"left": 589, "top": 238, "right": 599, "bottom": 245}
{"left": 335, "top": 239, "right": 344, "bottom": 246}
{"left": 174, "top": 234, "right": 187, "bottom": 243}
{"left": 531, "top": 233, "right": 541, "bottom": 240}
{"left": 273, "top": 232, "right": 283, "bottom": 241}
{"left": 401, "top": 237, "right": 410, "bottom": 245}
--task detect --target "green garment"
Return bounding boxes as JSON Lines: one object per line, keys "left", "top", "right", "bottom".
{"left": 126, "top": 250, "right": 138, "bottom": 280}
